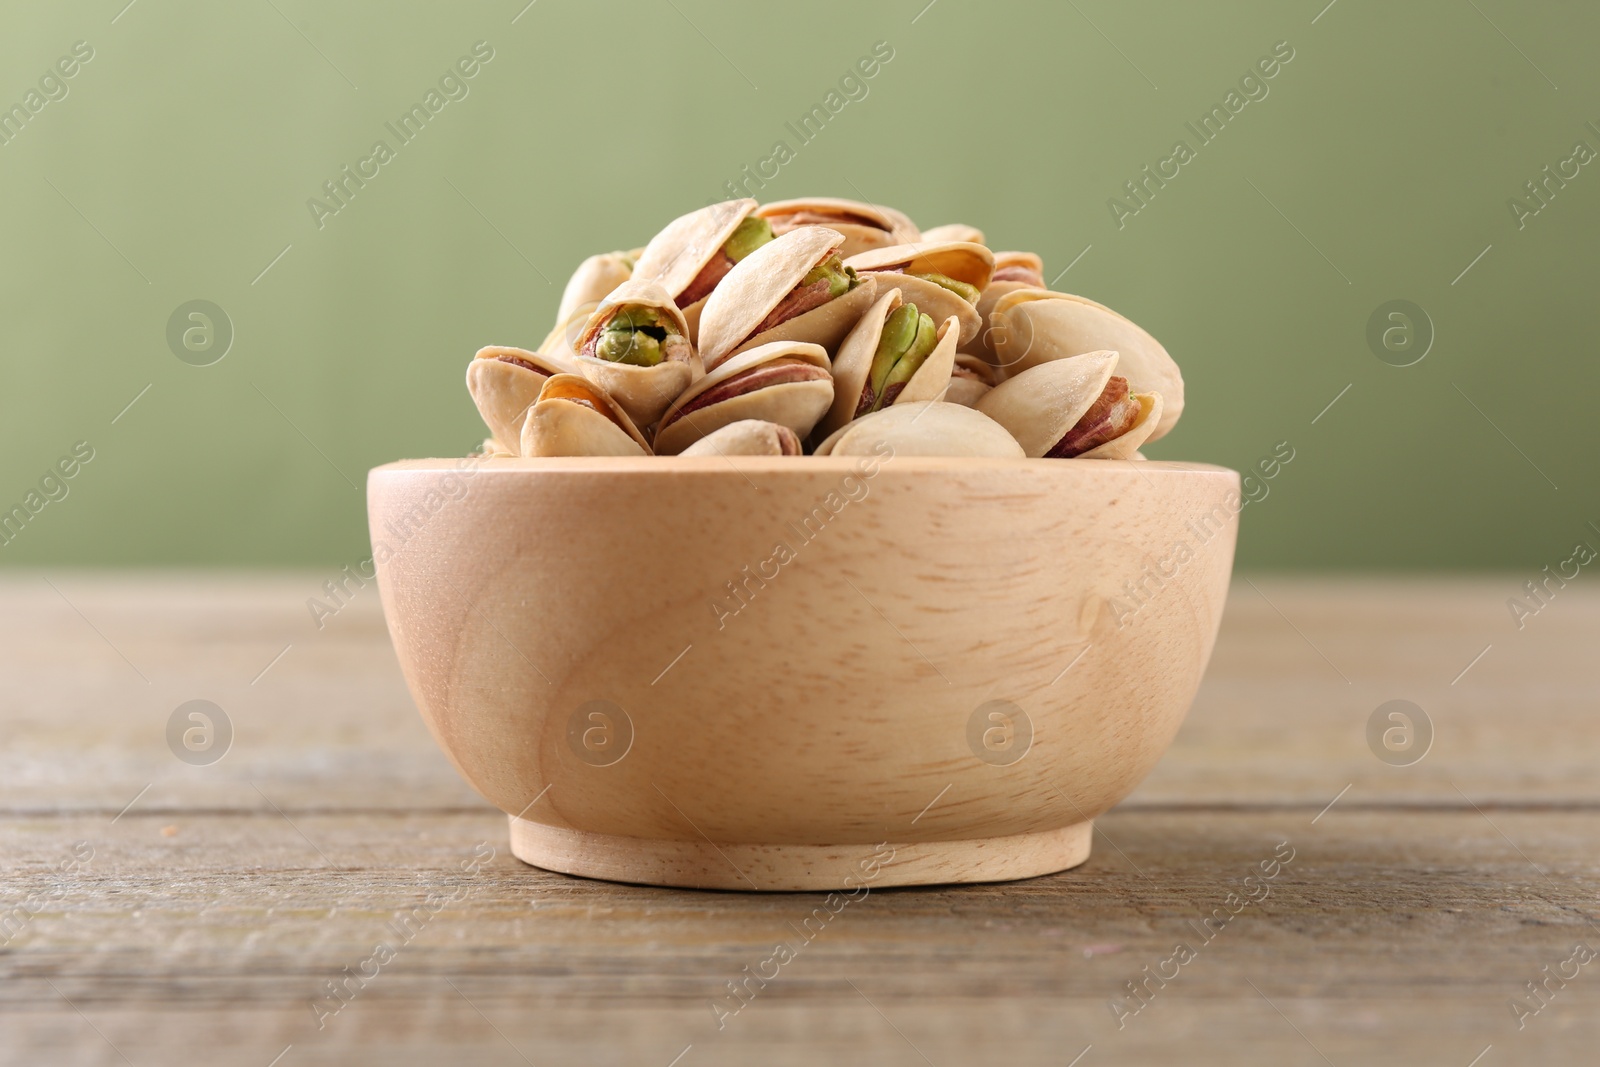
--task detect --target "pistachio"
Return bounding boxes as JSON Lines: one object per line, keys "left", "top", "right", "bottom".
{"left": 723, "top": 215, "right": 775, "bottom": 263}
{"left": 814, "top": 401, "right": 1024, "bottom": 458}
{"left": 679, "top": 419, "right": 803, "bottom": 457}
{"left": 910, "top": 271, "right": 981, "bottom": 305}
{"left": 520, "top": 373, "right": 652, "bottom": 457}
{"left": 799, "top": 254, "right": 859, "bottom": 300}
{"left": 572, "top": 280, "right": 698, "bottom": 428}
{"left": 654, "top": 341, "right": 833, "bottom": 455}
{"left": 592, "top": 305, "right": 686, "bottom": 367}
{"left": 861, "top": 305, "right": 937, "bottom": 415}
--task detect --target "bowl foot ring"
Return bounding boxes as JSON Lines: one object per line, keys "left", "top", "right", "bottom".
{"left": 507, "top": 816, "right": 1094, "bottom": 891}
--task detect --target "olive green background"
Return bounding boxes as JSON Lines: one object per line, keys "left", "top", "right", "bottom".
{"left": 1, "top": 0, "right": 1594, "bottom": 569}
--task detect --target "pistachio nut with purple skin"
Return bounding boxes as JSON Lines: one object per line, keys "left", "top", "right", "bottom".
{"left": 465, "top": 346, "right": 576, "bottom": 457}
{"left": 572, "top": 279, "right": 698, "bottom": 429}
{"left": 976, "top": 350, "right": 1162, "bottom": 460}
{"left": 814, "top": 286, "right": 958, "bottom": 441}
{"left": 696, "top": 226, "right": 879, "bottom": 370}
{"left": 631, "top": 199, "right": 777, "bottom": 344}
{"left": 843, "top": 241, "right": 993, "bottom": 349}
{"left": 653, "top": 341, "right": 833, "bottom": 455}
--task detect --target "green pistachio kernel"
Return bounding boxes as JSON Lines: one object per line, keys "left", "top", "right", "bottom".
{"left": 801, "top": 254, "right": 857, "bottom": 298}
{"left": 723, "top": 216, "right": 775, "bottom": 263}
{"left": 911, "top": 271, "right": 981, "bottom": 305}
{"left": 863, "top": 305, "right": 938, "bottom": 414}
{"left": 595, "top": 328, "right": 662, "bottom": 366}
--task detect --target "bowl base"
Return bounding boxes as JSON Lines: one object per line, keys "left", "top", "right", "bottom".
{"left": 507, "top": 816, "right": 1094, "bottom": 891}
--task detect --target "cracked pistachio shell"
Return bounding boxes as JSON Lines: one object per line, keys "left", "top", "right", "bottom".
{"left": 975, "top": 352, "right": 1118, "bottom": 459}
{"left": 843, "top": 242, "right": 993, "bottom": 349}
{"left": 1076, "top": 392, "right": 1163, "bottom": 460}
{"left": 945, "top": 354, "right": 997, "bottom": 408}
{"left": 571, "top": 279, "right": 698, "bottom": 428}
{"left": 754, "top": 196, "right": 920, "bottom": 258}
{"left": 813, "top": 401, "right": 1024, "bottom": 459}
{"left": 465, "top": 347, "right": 575, "bottom": 456}
{"left": 520, "top": 373, "right": 651, "bottom": 458}
{"left": 556, "top": 252, "right": 634, "bottom": 326}
{"left": 679, "top": 419, "right": 803, "bottom": 457}
{"left": 968, "top": 252, "right": 1046, "bottom": 365}
{"left": 988, "top": 289, "right": 1183, "bottom": 441}
{"left": 920, "top": 223, "right": 986, "bottom": 246}
{"left": 631, "top": 198, "right": 758, "bottom": 305}
{"left": 653, "top": 341, "right": 833, "bottom": 456}
{"left": 815, "top": 287, "right": 958, "bottom": 441}
{"left": 698, "top": 226, "right": 874, "bottom": 370}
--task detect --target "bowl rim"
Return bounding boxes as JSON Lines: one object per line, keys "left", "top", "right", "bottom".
{"left": 370, "top": 456, "right": 1240, "bottom": 479}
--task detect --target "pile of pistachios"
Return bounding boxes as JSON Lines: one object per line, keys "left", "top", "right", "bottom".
{"left": 465, "top": 197, "right": 1184, "bottom": 459}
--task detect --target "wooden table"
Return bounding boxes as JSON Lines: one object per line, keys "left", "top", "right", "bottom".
{"left": 3, "top": 575, "right": 1596, "bottom": 1065}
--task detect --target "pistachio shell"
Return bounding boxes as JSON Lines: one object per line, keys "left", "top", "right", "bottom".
{"left": 920, "top": 223, "right": 986, "bottom": 246}
{"left": 653, "top": 341, "right": 833, "bottom": 455}
{"left": 465, "top": 347, "right": 574, "bottom": 455}
{"left": 754, "top": 196, "right": 920, "bottom": 257}
{"left": 520, "top": 373, "right": 651, "bottom": 457}
{"left": 571, "top": 279, "right": 699, "bottom": 427}
{"left": 540, "top": 303, "right": 598, "bottom": 361}
{"left": 975, "top": 352, "right": 1118, "bottom": 459}
{"left": 988, "top": 289, "right": 1183, "bottom": 440}
{"left": 844, "top": 241, "right": 995, "bottom": 291}
{"left": 556, "top": 252, "right": 633, "bottom": 326}
{"left": 631, "top": 198, "right": 758, "bottom": 304}
{"left": 945, "top": 354, "right": 996, "bottom": 408}
{"left": 697, "top": 226, "right": 850, "bottom": 370}
{"left": 815, "top": 287, "right": 958, "bottom": 440}
{"left": 813, "top": 401, "right": 1024, "bottom": 458}
{"left": 1076, "top": 392, "right": 1163, "bottom": 460}
{"left": 679, "top": 420, "right": 803, "bottom": 457}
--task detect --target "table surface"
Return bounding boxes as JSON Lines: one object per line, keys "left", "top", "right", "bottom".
{"left": 2, "top": 574, "right": 1596, "bottom": 1066}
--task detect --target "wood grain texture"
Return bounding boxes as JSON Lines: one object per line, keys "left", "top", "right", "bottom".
{"left": 2, "top": 574, "right": 1598, "bottom": 1065}
{"left": 367, "top": 458, "right": 1239, "bottom": 888}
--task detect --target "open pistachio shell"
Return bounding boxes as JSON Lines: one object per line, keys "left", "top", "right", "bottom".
{"left": 965, "top": 252, "right": 1047, "bottom": 367}
{"left": 813, "top": 401, "right": 1024, "bottom": 458}
{"left": 697, "top": 226, "right": 872, "bottom": 370}
{"left": 653, "top": 341, "right": 833, "bottom": 455}
{"left": 520, "top": 373, "right": 651, "bottom": 458}
{"left": 945, "top": 354, "right": 997, "bottom": 408}
{"left": 754, "top": 197, "right": 920, "bottom": 258}
{"left": 920, "top": 223, "right": 986, "bottom": 246}
{"left": 988, "top": 289, "right": 1184, "bottom": 440}
{"left": 465, "top": 347, "right": 575, "bottom": 456}
{"left": 631, "top": 198, "right": 757, "bottom": 310}
{"left": 815, "top": 287, "right": 958, "bottom": 440}
{"left": 540, "top": 302, "right": 599, "bottom": 361}
{"left": 1076, "top": 392, "right": 1163, "bottom": 460}
{"left": 571, "top": 279, "right": 698, "bottom": 428}
{"left": 679, "top": 419, "right": 803, "bottom": 457}
{"left": 843, "top": 242, "right": 993, "bottom": 348}
{"left": 975, "top": 352, "right": 1118, "bottom": 458}
{"left": 556, "top": 252, "right": 634, "bottom": 327}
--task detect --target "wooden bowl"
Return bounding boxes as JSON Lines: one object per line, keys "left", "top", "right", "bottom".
{"left": 368, "top": 456, "right": 1239, "bottom": 890}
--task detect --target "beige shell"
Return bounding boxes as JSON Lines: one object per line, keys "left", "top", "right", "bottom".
{"left": 556, "top": 252, "right": 633, "bottom": 326}
{"left": 975, "top": 352, "right": 1118, "bottom": 458}
{"left": 1077, "top": 392, "right": 1163, "bottom": 460}
{"left": 843, "top": 242, "right": 993, "bottom": 348}
{"left": 730, "top": 278, "right": 878, "bottom": 364}
{"left": 465, "top": 347, "right": 574, "bottom": 456}
{"left": 571, "top": 279, "right": 698, "bottom": 428}
{"left": 679, "top": 420, "right": 802, "bottom": 457}
{"left": 631, "top": 198, "right": 757, "bottom": 304}
{"left": 814, "top": 400, "right": 1024, "bottom": 458}
{"left": 921, "top": 223, "right": 986, "bottom": 245}
{"left": 945, "top": 354, "right": 996, "bottom": 408}
{"left": 966, "top": 252, "right": 1047, "bottom": 366}
{"left": 520, "top": 373, "right": 651, "bottom": 458}
{"left": 815, "top": 287, "right": 958, "bottom": 441}
{"left": 988, "top": 289, "right": 1184, "bottom": 440}
{"left": 754, "top": 196, "right": 920, "bottom": 258}
{"left": 844, "top": 241, "right": 995, "bottom": 290}
{"left": 697, "top": 226, "right": 857, "bottom": 370}
{"left": 653, "top": 341, "right": 833, "bottom": 456}
{"left": 540, "top": 303, "right": 598, "bottom": 361}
